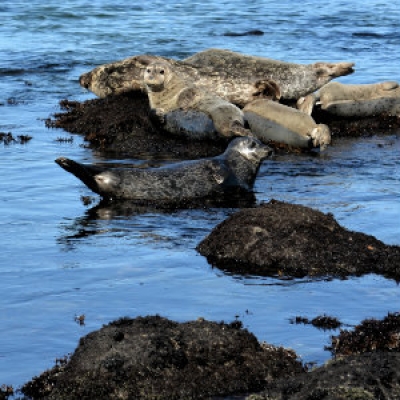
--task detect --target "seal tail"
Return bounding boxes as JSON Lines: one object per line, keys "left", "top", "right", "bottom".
{"left": 55, "top": 157, "right": 103, "bottom": 195}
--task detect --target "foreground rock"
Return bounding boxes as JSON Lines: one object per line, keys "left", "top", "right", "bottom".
{"left": 248, "top": 352, "right": 400, "bottom": 400}
{"left": 21, "top": 316, "right": 304, "bottom": 400}
{"left": 249, "top": 313, "right": 400, "bottom": 400}
{"left": 46, "top": 92, "right": 400, "bottom": 158}
{"left": 197, "top": 199, "right": 400, "bottom": 280}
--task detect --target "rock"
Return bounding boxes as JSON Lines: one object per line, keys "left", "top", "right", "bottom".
{"left": 249, "top": 352, "right": 400, "bottom": 400}
{"left": 196, "top": 199, "right": 400, "bottom": 280}
{"left": 21, "top": 316, "right": 303, "bottom": 400}
{"left": 329, "top": 312, "right": 400, "bottom": 356}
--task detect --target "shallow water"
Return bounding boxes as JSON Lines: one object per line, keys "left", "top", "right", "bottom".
{"left": 1, "top": 0, "right": 400, "bottom": 392}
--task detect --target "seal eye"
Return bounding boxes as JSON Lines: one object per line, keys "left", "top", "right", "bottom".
{"left": 159, "top": 69, "right": 165, "bottom": 75}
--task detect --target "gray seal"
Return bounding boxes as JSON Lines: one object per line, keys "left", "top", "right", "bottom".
{"left": 143, "top": 61, "right": 251, "bottom": 138}
{"left": 297, "top": 80, "right": 400, "bottom": 117}
{"left": 55, "top": 137, "right": 273, "bottom": 204}
{"left": 79, "top": 47, "right": 353, "bottom": 105}
{"left": 243, "top": 99, "right": 331, "bottom": 150}
{"left": 184, "top": 48, "right": 355, "bottom": 101}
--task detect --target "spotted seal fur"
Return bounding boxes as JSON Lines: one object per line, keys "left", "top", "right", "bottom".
{"left": 297, "top": 80, "right": 400, "bottom": 117}
{"left": 143, "top": 61, "right": 252, "bottom": 138}
{"left": 184, "top": 49, "right": 355, "bottom": 101}
{"left": 79, "top": 49, "right": 353, "bottom": 106}
{"left": 55, "top": 137, "right": 273, "bottom": 203}
{"left": 243, "top": 99, "right": 331, "bottom": 150}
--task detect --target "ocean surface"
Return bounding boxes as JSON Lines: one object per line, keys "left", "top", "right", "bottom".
{"left": 1, "top": 0, "right": 399, "bottom": 393}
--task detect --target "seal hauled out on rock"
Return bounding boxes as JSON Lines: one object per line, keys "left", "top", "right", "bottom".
{"left": 143, "top": 61, "right": 251, "bottom": 138}
{"left": 79, "top": 48, "right": 351, "bottom": 106}
{"left": 55, "top": 137, "right": 273, "bottom": 204}
{"left": 183, "top": 48, "right": 355, "bottom": 101}
{"left": 244, "top": 99, "right": 331, "bottom": 150}
{"left": 79, "top": 53, "right": 280, "bottom": 106}
{"left": 297, "top": 80, "right": 400, "bottom": 117}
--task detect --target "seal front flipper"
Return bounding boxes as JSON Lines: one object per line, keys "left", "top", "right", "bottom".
{"left": 55, "top": 157, "right": 106, "bottom": 196}
{"left": 252, "top": 79, "right": 281, "bottom": 101}
{"left": 206, "top": 161, "right": 231, "bottom": 186}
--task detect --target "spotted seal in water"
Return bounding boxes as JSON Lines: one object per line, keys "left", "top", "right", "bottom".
{"left": 144, "top": 61, "right": 252, "bottom": 138}
{"left": 243, "top": 99, "right": 331, "bottom": 150}
{"left": 55, "top": 137, "right": 273, "bottom": 203}
{"left": 297, "top": 81, "right": 400, "bottom": 117}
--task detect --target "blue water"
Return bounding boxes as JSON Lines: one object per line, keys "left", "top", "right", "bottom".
{"left": 1, "top": 0, "right": 400, "bottom": 392}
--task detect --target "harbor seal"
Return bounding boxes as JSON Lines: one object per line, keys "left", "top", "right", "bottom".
{"left": 143, "top": 61, "right": 252, "bottom": 138}
{"left": 83, "top": 48, "right": 359, "bottom": 106}
{"left": 79, "top": 53, "right": 280, "bottom": 106}
{"left": 297, "top": 81, "right": 400, "bottom": 117}
{"left": 184, "top": 48, "right": 355, "bottom": 101}
{"left": 55, "top": 136, "right": 273, "bottom": 204}
{"left": 243, "top": 99, "right": 331, "bottom": 150}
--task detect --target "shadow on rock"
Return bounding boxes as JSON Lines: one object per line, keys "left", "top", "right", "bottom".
{"left": 20, "top": 316, "right": 304, "bottom": 400}
{"left": 197, "top": 199, "right": 400, "bottom": 281}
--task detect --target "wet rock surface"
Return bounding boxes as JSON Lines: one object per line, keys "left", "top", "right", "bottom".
{"left": 20, "top": 316, "right": 304, "bottom": 400}
{"left": 0, "top": 132, "right": 32, "bottom": 145}
{"left": 196, "top": 199, "right": 400, "bottom": 280}
{"left": 290, "top": 315, "right": 343, "bottom": 330}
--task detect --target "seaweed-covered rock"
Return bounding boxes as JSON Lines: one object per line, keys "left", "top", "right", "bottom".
{"left": 329, "top": 312, "right": 400, "bottom": 356}
{"left": 45, "top": 93, "right": 229, "bottom": 159}
{"left": 248, "top": 352, "right": 400, "bottom": 400}
{"left": 21, "top": 315, "right": 303, "bottom": 400}
{"left": 196, "top": 199, "right": 400, "bottom": 280}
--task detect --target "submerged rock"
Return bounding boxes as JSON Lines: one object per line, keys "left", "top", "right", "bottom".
{"left": 21, "top": 315, "right": 304, "bottom": 400}
{"left": 196, "top": 199, "right": 400, "bottom": 280}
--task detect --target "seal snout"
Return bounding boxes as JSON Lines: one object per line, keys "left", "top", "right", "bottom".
{"left": 55, "top": 157, "right": 69, "bottom": 168}
{"left": 79, "top": 73, "right": 91, "bottom": 89}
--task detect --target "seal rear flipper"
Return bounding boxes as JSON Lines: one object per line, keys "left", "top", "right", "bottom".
{"left": 55, "top": 157, "right": 104, "bottom": 196}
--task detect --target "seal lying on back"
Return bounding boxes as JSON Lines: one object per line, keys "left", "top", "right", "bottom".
{"left": 80, "top": 48, "right": 352, "bottom": 105}
{"left": 297, "top": 81, "right": 400, "bottom": 117}
{"left": 143, "top": 61, "right": 251, "bottom": 138}
{"left": 55, "top": 137, "right": 273, "bottom": 203}
{"left": 243, "top": 99, "right": 331, "bottom": 150}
